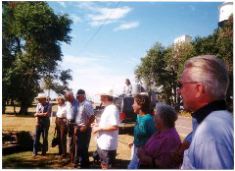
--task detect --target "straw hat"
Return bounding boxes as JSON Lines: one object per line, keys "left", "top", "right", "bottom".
{"left": 100, "top": 89, "right": 114, "bottom": 97}
{"left": 36, "top": 93, "right": 47, "bottom": 99}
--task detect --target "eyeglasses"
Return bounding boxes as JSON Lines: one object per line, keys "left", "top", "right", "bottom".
{"left": 76, "top": 94, "right": 85, "bottom": 97}
{"left": 177, "top": 81, "right": 199, "bottom": 89}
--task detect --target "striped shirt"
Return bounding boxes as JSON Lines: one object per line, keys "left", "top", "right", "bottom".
{"left": 36, "top": 102, "right": 52, "bottom": 117}
{"left": 75, "top": 100, "right": 94, "bottom": 126}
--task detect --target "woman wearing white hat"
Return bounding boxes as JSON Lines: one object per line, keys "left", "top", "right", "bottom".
{"left": 92, "top": 89, "right": 120, "bottom": 169}
{"left": 33, "top": 93, "right": 52, "bottom": 157}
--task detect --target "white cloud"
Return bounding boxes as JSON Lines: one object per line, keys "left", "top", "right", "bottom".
{"left": 114, "top": 21, "right": 139, "bottom": 31}
{"left": 89, "top": 6, "right": 132, "bottom": 26}
{"left": 76, "top": 2, "right": 132, "bottom": 27}
{"left": 60, "top": 54, "right": 135, "bottom": 101}
{"left": 70, "top": 14, "right": 82, "bottom": 24}
{"left": 57, "top": 2, "right": 67, "bottom": 8}
{"left": 76, "top": 2, "right": 96, "bottom": 11}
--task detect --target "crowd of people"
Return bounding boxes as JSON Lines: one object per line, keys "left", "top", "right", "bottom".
{"left": 32, "top": 55, "right": 234, "bottom": 169}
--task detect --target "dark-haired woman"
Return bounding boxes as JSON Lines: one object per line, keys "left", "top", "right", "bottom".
{"left": 127, "top": 94, "right": 156, "bottom": 169}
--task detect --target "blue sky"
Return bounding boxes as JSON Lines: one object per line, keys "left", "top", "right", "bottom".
{"left": 48, "top": 1, "right": 221, "bottom": 100}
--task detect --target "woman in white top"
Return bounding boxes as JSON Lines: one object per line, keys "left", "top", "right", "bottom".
{"left": 123, "top": 78, "right": 132, "bottom": 97}
{"left": 55, "top": 96, "right": 67, "bottom": 158}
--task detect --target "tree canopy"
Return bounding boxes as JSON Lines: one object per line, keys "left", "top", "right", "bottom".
{"left": 135, "top": 15, "right": 233, "bottom": 108}
{"left": 3, "top": 2, "right": 73, "bottom": 114}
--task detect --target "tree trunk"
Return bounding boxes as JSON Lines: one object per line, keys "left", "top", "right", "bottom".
{"left": 19, "top": 102, "right": 29, "bottom": 115}
{"left": 2, "top": 98, "right": 6, "bottom": 114}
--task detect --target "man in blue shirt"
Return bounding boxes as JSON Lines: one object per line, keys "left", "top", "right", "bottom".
{"left": 178, "top": 55, "right": 233, "bottom": 169}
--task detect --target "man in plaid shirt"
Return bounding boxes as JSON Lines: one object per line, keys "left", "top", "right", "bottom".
{"left": 74, "top": 89, "right": 95, "bottom": 168}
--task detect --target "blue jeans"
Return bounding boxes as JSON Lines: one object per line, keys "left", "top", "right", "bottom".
{"left": 33, "top": 118, "right": 50, "bottom": 155}
{"left": 74, "top": 127, "right": 92, "bottom": 168}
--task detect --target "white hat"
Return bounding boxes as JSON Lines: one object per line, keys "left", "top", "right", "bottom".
{"left": 140, "top": 92, "right": 149, "bottom": 96}
{"left": 100, "top": 89, "right": 114, "bottom": 97}
{"left": 36, "top": 93, "right": 47, "bottom": 99}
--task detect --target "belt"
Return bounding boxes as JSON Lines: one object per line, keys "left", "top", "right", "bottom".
{"left": 57, "top": 117, "right": 66, "bottom": 120}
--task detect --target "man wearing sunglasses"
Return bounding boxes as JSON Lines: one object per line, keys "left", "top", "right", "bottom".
{"left": 179, "top": 55, "right": 233, "bottom": 169}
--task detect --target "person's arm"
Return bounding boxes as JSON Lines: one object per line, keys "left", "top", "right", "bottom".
{"left": 93, "top": 108, "right": 119, "bottom": 133}
{"left": 135, "top": 118, "right": 153, "bottom": 137}
{"left": 137, "top": 147, "right": 154, "bottom": 166}
{"left": 35, "top": 104, "right": 52, "bottom": 117}
{"left": 87, "top": 115, "right": 95, "bottom": 126}
{"left": 86, "top": 103, "right": 95, "bottom": 127}
{"left": 92, "top": 125, "right": 118, "bottom": 134}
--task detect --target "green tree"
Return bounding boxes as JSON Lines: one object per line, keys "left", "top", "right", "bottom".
{"left": 217, "top": 15, "right": 233, "bottom": 106}
{"left": 135, "top": 43, "right": 174, "bottom": 104}
{"left": 192, "top": 15, "right": 233, "bottom": 106}
{"left": 42, "top": 69, "right": 73, "bottom": 96}
{"left": 2, "top": 2, "right": 72, "bottom": 114}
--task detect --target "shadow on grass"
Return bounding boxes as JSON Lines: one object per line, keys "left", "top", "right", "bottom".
{"left": 3, "top": 113, "right": 35, "bottom": 118}
{"left": 114, "top": 158, "right": 130, "bottom": 169}
{"left": 3, "top": 153, "right": 75, "bottom": 169}
{"left": 3, "top": 152, "right": 130, "bottom": 169}
{"left": 3, "top": 155, "right": 52, "bottom": 169}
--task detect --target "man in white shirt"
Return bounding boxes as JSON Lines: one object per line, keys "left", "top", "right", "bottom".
{"left": 92, "top": 90, "right": 120, "bottom": 169}
{"left": 74, "top": 89, "right": 95, "bottom": 168}
{"left": 55, "top": 96, "right": 67, "bottom": 158}
{"left": 64, "top": 91, "right": 78, "bottom": 163}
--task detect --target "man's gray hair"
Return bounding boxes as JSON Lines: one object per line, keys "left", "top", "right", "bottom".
{"left": 184, "top": 55, "right": 229, "bottom": 99}
{"left": 65, "top": 90, "right": 74, "bottom": 96}
{"left": 155, "top": 103, "right": 178, "bottom": 128}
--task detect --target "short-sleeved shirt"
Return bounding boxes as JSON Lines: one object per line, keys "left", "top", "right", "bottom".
{"left": 76, "top": 100, "right": 94, "bottom": 126}
{"left": 134, "top": 114, "right": 156, "bottom": 147}
{"left": 56, "top": 104, "right": 67, "bottom": 118}
{"left": 66, "top": 99, "right": 78, "bottom": 122}
{"left": 97, "top": 104, "right": 120, "bottom": 151}
{"left": 36, "top": 102, "right": 52, "bottom": 117}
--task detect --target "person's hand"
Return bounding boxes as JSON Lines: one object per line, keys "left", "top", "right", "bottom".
{"left": 171, "top": 140, "right": 190, "bottom": 166}
{"left": 181, "top": 140, "right": 190, "bottom": 150}
{"left": 137, "top": 147, "right": 145, "bottom": 158}
{"left": 34, "top": 113, "right": 38, "bottom": 117}
{"left": 91, "top": 123, "right": 98, "bottom": 127}
{"left": 74, "top": 126, "right": 78, "bottom": 135}
{"left": 138, "top": 148, "right": 150, "bottom": 165}
{"left": 128, "top": 142, "right": 133, "bottom": 149}
{"left": 92, "top": 126, "right": 101, "bottom": 134}
{"left": 80, "top": 126, "right": 87, "bottom": 132}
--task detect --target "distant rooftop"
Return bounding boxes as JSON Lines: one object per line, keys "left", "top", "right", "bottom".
{"left": 173, "top": 35, "right": 192, "bottom": 44}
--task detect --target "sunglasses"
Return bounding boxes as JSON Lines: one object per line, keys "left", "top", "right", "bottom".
{"left": 177, "top": 81, "right": 199, "bottom": 88}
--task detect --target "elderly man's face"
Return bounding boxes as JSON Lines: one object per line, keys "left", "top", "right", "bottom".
{"left": 65, "top": 93, "right": 74, "bottom": 101}
{"left": 77, "top": 94, "right": 85, "bottom": 103}
{"left": 38, "top": 98, "right": 46, "bottom": 104}
{"left": 178, "top": 68, "right": 201, "bottom": 112}
{"left": 57, "top": 98, "right": 65, "bottom": 106}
